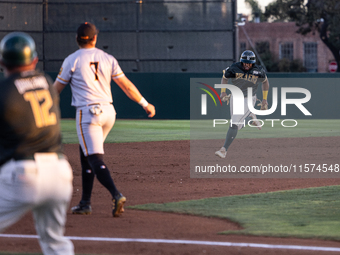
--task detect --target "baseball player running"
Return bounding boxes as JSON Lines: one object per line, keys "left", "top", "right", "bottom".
{"left": 215, "top": 50, "right": 269, "bottom": 158}
{"left": 0, "top": 32, "right": 74, "bottom": 254}
{"left": 53, "top": 22, "right": 155, "bottom": 217}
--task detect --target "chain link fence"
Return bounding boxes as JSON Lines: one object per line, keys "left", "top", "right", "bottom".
{"left": 0, "top": 0, "right": 237, "bottom": 73}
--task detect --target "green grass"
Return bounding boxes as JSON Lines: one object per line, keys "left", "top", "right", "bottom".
{"left": 60, "top": 119, "right": 190, "bottom": 144}
{"left": 60, "top": 119, "right": 340, "bottom": 144}
{"left": 191, "top": 119, "right": 340, "bottom": 140}
{"left": 130, "top": 185, "right": 340, "bottom": 240}
{"left": 239, "top": 119, "right": 340, "bottom": 138}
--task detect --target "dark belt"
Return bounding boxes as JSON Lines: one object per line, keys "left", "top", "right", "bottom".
{"left": 13, "top": 153, "right": 65, "bottom": 161}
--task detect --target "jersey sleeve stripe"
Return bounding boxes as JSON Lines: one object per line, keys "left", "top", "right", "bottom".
{"left": 56, "top": 76, "right": 69, "bottom": 83}
{"left": 111, "top": 72, "right": 124, "bottom": 78}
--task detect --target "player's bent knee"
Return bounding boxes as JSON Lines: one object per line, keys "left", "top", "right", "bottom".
{"left": 230, "top": 124, "right": 238, "bottom": 129}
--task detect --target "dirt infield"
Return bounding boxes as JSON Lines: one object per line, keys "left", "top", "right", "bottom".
{"left": 3, "top": 137, "right": 340, "bottom": 254}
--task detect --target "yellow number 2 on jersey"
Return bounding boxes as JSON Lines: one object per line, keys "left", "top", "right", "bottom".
{"left": 23, "top": 89, "right": 57, "bottom": 128}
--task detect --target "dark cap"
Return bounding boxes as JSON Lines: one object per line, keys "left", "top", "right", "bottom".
{"left": 77, "top": 22, "right": 98, "bottom": 42}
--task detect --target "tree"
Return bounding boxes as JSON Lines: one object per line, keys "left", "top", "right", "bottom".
{"left": 265, "top": 0, "right": 340, "bottom": 72}
{"left": 244, "top": 0, "right": 267, "bottom": 22}
{"left": 278, "top": 58, "right": 306, "bottom": 72}
{"left": 254, "top": 41, "right": 278, "bottom": 71}
{"left": 263, "top": 0, "right": 295, "bottom": 22}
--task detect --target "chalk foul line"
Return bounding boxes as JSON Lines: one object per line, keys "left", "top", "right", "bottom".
{"left": 1, "top": 234, "right": 340, "bottom": 252}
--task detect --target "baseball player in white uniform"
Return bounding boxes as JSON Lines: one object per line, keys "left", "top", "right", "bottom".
{"left": 53, "top": 22, "right": 155, "bottom": 217}
{"left": 0, "top": 32, "right": 74, "bottom": 254}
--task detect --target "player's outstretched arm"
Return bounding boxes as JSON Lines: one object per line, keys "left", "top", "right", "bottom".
{"left": 53, "top": 80, "right": 67, "bottom": 94}
{"left": 114, "top": 75, "right": 155, "bottom": 118}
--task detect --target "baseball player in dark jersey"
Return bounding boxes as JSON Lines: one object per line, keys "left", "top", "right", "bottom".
{"left": 0, "top": 32, "right": 74, "bottom": 254}
{"left": 53, "top": 22, "right": 156, "bottom": 217}
{"left": 215, "top": 50, "right": 269, "bottom": 158}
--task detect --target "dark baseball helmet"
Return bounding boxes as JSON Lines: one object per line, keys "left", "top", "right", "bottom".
{"left": 0, "top": 32, "right": 37, "bottom": 67}
{"left": 240, "top": 50, "right": 256, "bottom": 64}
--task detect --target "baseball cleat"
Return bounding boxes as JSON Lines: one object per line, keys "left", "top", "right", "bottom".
{"left": 71, "top": 202, "right": 92, "bottom": 215}
{"left": 249, "top": 113, "right": 262, "bottom": 130}
{"left": 112, "top": 193, "right": 126, "bottom": 217}
{"left": 215, "top": 147, "right": 227, "bottom": 158}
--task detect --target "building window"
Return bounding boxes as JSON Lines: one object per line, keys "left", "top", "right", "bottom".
{"left": 240, "top": 42, "right": 247, "bottom": 53}
{"left": 304, "top": 42, "right": 318, "bottom": 72}
{"left": 279, "top": 42, "right": 293, "bottom": 61}
{"left": 255, "top": 41, "right": 270, "bottom": 55}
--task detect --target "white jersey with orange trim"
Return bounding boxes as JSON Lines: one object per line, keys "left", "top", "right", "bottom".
{"left": 56, "top": 47, "right": 124, "bottom": 107}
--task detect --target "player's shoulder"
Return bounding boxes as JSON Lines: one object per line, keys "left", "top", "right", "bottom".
{"left": 92, "top": 47, "right": 117, "bottom": 62}
{"left": 92, "top": 47, "right": 114, "bottom": 56}
{"left": 62, "top": 49, "right": 81, "bottom": 64}
{"left": 227, "top": 62, "right": 243, "bottom": 72}
{"left": 0, "top": 73, "right": 28, "bottom": 100}
{"left": 252, "top": 64, "right": 266, "bottom": 72}
{"left": 92, "top": 47, "right": 109, "bottom": 55}
{"left": 223, "top": 62, "right": 242, "bottom": 77}
{"left": 251, "top": 64, "right": 266, "bottom": 76}
{"left": 229, "top": 62, "right": 244, "bottom": 73}
{"left": 67, "top": 48, "right": 109, "bottom": 58}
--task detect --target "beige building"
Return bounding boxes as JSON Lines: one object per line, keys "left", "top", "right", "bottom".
{"left": 238, "top": 22, "right": 335, "bottom": 72}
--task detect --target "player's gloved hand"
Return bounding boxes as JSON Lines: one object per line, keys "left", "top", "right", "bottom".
{"left": 256, "top": 99, "right": 268, "bottom": 110}
{"left": 220, "top": 92, "right": 231, "bottom": 105}
{"left": 144, "top": 103, "right": 156, "bottom": 118}
{"left": 261, "top": 99, "right": 268, "bottom": 110}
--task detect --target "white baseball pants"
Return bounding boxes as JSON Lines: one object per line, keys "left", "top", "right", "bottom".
{"left": 0, "top": 153, "right": 74, "bottom": 255}
{"left": 76, "top": 103, "right": 116, "bottom": 156}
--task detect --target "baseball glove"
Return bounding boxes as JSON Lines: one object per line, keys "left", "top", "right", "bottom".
{"left": 257, "top": 99, "right": 268, "bottom": 110}
{"left": 221, "top": 94, "right": 231, "bottom": 105}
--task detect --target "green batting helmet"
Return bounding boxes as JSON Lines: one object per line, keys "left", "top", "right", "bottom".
{"left": 0, "top": 32, "right": 37, "bottom": 67}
